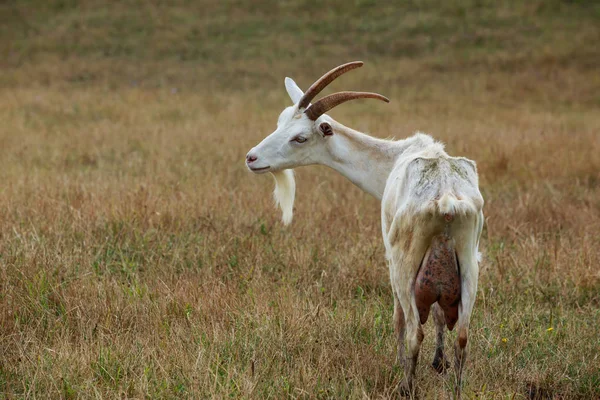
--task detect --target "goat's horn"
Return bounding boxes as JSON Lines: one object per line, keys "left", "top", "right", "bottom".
{"left": 304, "top": 91, "right": 390, "bottom": 121}
{"left": 297, "top": 61, "right": 363, "bottom": 110}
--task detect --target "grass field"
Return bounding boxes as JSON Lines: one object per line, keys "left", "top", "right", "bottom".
{"left": 1, "top": 0, "right": 599, "bottom": 398}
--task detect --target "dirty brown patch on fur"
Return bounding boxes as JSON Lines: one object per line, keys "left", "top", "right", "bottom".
{"left": 402, "top": 229, "right": 413, "bottom": 252}
{"left": 414, "top": 234, "right": 460, "bottom": 330}
{"left": 458, "top": 330, "right": 468, "bottom": 348}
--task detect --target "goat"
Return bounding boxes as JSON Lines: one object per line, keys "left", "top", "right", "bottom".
{"left": 246, "top": 61, "right": 484, "bottom": 397}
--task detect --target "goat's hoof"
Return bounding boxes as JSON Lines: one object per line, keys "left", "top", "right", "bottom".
{"left": 432, "top": 357, "right": 450, "bottom": 374}
{"left": 398, "top": 383, "right": 412, "bottom": 397}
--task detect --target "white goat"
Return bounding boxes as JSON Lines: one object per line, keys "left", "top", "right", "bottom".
{"left": 246, "top": 61, "right": 484, "bottom": 396}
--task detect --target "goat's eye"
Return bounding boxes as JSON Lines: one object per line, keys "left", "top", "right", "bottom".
{"left": 292, "top": 136, "right": 307, "bottom": 143}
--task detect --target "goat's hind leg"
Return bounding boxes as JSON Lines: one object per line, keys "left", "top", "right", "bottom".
{"left": 431, "top": 303, "right": 449, "bottom": 373}
{"left": 398, "top": 312, "right": 423, "bottom": 397}
{"left": 397, "top": 291, "right": 423, "bottom": 397}
{"left": 387, "top": 220, "right": 429, "bottom": 397}
{"left": 452, "top": 248, "right": 479, "bottom": 397}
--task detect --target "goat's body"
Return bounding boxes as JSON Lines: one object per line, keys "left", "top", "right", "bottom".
{"left": 381, "top": 133, "right": 484, "bottom": 395}
{"left": 249, "top": 62, "right": 484, "bottom": 396}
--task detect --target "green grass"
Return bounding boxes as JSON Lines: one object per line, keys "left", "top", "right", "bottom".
{"left": 2, "top": 0, "right": 599, "bottom": 92}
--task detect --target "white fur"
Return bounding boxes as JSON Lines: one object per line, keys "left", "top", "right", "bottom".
{"left": 437, "top": 192, "right": 458, "bottom": 216}
{"left": 284, "top": 77, "right": 304, "bottom": 104}
{"left": 272, "top": 169, "right": 295, "bottom": 225}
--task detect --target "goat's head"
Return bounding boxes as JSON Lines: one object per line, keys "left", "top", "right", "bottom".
{"left": 245, "top": 61, "right": 389, "bottom": 224}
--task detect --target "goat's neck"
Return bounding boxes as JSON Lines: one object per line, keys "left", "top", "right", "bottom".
{"left": 321, "top": 120, "right": 400, "bottom": 200}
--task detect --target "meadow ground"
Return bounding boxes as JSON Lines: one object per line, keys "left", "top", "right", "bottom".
{"left": 1, "top": 1, "right": 599, "bottom": 398}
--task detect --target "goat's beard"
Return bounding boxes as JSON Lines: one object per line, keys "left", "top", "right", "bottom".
{"left": 271, "top": 169, "right": 295, "bottom": 225}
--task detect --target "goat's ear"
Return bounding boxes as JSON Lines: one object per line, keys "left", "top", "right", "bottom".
{"left": 284, "top": 77, "right": 304, "bottom": 104}
{"left": 319, "top": 122, "right": 334, "bottom": 137}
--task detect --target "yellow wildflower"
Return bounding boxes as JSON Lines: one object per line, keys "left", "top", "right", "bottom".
{"left": 547, "top": 327, "right": 554, "bottom": 332}
{"left": 502, "top": 338, "right": 508, "bottom": 343}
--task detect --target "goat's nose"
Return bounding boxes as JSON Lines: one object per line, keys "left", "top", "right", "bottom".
{"left": 246, "top": 153, "right": 258, "bottom": 163}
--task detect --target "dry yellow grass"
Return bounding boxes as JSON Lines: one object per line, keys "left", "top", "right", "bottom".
{"left": 1, "top": 1, "right": 600, "bottom": 399}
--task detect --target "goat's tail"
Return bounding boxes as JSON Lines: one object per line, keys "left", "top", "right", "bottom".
{"left": 437, "top": 192, "right": 475, "bottom": 222}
